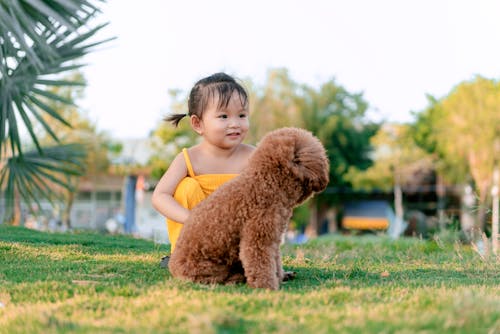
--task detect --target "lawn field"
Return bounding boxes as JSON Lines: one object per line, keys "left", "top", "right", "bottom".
{"left": 0, "top": 225, "right": 498, "bottom": 333}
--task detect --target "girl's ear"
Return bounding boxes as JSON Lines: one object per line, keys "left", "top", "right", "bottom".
{"left": 190, "top": 115, "right": 203, "bottom": 135}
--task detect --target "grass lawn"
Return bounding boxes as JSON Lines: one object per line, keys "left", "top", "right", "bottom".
{"left": 0, "top": 224, "right": 498, "bottom": 333}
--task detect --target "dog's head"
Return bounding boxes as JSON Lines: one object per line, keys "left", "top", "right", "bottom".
{"left": 252, "top": 127, "right": 330, "bottom": 205}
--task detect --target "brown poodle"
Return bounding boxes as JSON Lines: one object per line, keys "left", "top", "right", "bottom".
{"left": 168, "top": 127, "right": 329, "bottom": 290}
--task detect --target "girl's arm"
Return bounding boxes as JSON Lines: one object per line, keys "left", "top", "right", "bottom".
{"left": 151, "top": 152, "right": 190, "bottom": 224}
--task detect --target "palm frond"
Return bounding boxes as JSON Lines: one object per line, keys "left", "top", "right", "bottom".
{"left": 1, "top": 143, "right": 87, "bottom": 221}
{"left": 0, "top": 0, "right": 104, "bottom": 70}
{"left": 1, "top": 0, "right": 112, "bottom": 223}
{"left": 1, "top": 0, "right": 112, "bottom": 160}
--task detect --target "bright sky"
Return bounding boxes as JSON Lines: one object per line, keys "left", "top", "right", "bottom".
{"left": 81, "top": 0, "right": 500, "bottom": 139}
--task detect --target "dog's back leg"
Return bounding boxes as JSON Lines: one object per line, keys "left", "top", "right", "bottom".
{"left": 224, "top": 260, "right": 246, "bottom": 285}
{"left": 170, "top": 257, "right": 232, "bottom": 285}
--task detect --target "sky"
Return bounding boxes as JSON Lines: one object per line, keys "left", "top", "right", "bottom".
{"left": 80, "top": 0, "right": 500, "bottom": 139}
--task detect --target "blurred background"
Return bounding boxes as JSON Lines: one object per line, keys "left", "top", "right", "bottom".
{"left": 2, "top": 0, "right": 499, "bottom": 250}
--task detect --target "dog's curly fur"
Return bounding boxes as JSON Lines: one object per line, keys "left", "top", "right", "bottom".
{"left": 168, "top": 127, "right": 329, "bottom": 290}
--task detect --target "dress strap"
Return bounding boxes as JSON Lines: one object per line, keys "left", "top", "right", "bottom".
{"left": 182, "top": 148, "right": 195, "bottom": 177}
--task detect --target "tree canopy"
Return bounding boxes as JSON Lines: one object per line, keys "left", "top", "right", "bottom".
{"left": 347, "top": 123, "right": 434, "bottom": 193}
{"left": 412, "top": 76, "right": 500, "bottom": 231}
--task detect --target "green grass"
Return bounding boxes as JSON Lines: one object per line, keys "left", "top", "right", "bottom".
{"left": 0, "top": 225, "right": 498, "bottom": 333}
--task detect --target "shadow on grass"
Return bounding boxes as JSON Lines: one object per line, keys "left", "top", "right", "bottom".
{"left": 164, "top": 263, "right": 499, "bottom": 296}
{"left": 1, "top": 255, "right": 168, "bottom": 285}
{"left": 278, "top": 265, "right": 500, "bottom": 292}
{"left": 0, "top": 225, "right": 166, "bottom": 254}
{"left": 1, "top": 226, "right": 169, "bottom": 291}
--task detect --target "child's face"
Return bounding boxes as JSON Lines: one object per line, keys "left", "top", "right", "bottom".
{"left": 194, "top": 92, "right": 249, "bottom": 149}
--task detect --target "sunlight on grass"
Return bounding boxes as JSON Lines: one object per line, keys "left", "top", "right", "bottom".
{"left": 0, "top": 225, "right": 499, "bottom": 333}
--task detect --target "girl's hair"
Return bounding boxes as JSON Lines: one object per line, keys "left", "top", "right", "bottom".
{"left": 165, "top": 72, "right": 248, "bottom": 127}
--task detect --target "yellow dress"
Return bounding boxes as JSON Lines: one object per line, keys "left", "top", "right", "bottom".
{"left": 167, "top": 148, "right": 237, "bottom": 253}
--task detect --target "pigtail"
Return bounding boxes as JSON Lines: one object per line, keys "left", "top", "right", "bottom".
{"left": 164, "top": 113, "right": 187, "bottom": 127}
{"left": 166, "top": 72, "right": 248, "bottom": 128}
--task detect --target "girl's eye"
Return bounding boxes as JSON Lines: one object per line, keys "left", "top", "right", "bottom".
{"left": 239, "top": 114, "right": 247, "bottom": 118}
{"left": 218, "top": 114, "right": 228, "bottom": 119}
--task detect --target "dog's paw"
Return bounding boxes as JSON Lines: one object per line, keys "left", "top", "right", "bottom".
{"left": 225, "top": 273, "right": 246, "bottom": 285}
{"left": 282, "top": 271, "right": 297, "bottom": 281}
{"left": 247, "top": 275, "right": 280, "bottom": 290}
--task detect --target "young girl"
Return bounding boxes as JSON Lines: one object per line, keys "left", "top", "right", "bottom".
{"left": 152, "top": 73, "right": 255, "bottom": 267}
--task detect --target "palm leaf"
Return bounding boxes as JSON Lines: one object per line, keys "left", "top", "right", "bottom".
{"left": 1, "top": 143, "right": 87, "bottom": 221}
{"left": 23, "top": 100, "right": 62, "bottom": 142}
{"left": 0, "top": 0, "right": 104, "bottom": 71}
{"left": 1, "top": 0, "right": 111, "bottom": 222}
{"left": 1, "top": 0, "right": 111, "bottom": 160}
{"left": 13, "top": 98, "right": 43, "bottom": 154}
{"left": 35, "top": 79, "right": 85, "bottom": 86}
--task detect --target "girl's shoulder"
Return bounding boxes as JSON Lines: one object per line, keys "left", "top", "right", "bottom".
{"left": 185, "top": 144, "right": 202, "bottom": 158}
{"left": 239, "top": 143, "right": 256, "bottom": 157}
{"left": 169, "top": 150, "right": 189, "bottom": 172}
{"left": 237, "top": 144, "right": 256, "bottom": 172}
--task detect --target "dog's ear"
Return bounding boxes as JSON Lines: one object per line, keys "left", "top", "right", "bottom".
{"left": 255, "top": 128, "right": 329, "bottom": 194}
{"left": 289, "top": 147, "right": 329, "bottom": 193}
{"left": 288, "top": 131, "right": 330, "bottom": 193}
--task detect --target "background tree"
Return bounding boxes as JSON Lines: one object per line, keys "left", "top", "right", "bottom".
{"left": 252, "top": 69, "right": 379, "bottom": 233}
{"left": 296, "top": 79, "right": 379, "bottom": 235}
{"left": 248, "top": 69, "right": 379, "bottom": 234}
{"left": 0, "top": 0, "right": 111, "bottom": 223}
{"left": 346, "top": 123, "right": 435, "bottom": 237}
{"left": 438, "top": 76, "right": 500, "bottom": 233}
{"left": 411, "top": 95, "right": 469, "bottom": 185}
{"left": 37, "top": 72, "right": 120, "bottom": 228}
{"left": 251, "top": 69, "right": 379, "bottom": 234}
{"left": 247, "top": 68, "right": 301, "bottom": 143}
{"left": 412, "top": 76, "right": 500, "bottom": 236}
{"left": 298, "top": 80, "right": 378, "bottom": 189}
{"left": 347, "top": 123, "right": 434, "bottom": 192}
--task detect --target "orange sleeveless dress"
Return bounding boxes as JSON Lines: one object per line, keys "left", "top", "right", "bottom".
{"left": 167, "top": 148, "right": 237, "bottom": 253}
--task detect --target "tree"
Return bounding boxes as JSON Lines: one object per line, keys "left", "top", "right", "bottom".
{"left": 247, "top": 68, "right": 301, "bottom": 143}
{"left": 412, "top": 76, "right": 500, "bottom": 236}
{"left": 299, "top": 80, "right": 378, "bottom": 188}
{"left": 250, "top": 68, "right": 379, "bottom": 194}
{"left": 347, "top": 123, "right": 434, "bottom": 192}
{"left": 346, "top": 123, "right": 436, "bottom": 237}
{"left": 250, "top": 69, "right": 379, "bottom": 234}
{"left": 37, "top": 72, "right": 120, "bottom": 228}
{"left": 0, "top": 0, "right": 111, "bottom": 223}
{"left": 411, "top": 95, "right": 469, "bottom": 184}
{"left": 296, "top": 79, "right": 379, "bottom": 235}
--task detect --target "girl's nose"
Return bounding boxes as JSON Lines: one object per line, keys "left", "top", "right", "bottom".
{"left": 228, "top": 117, "right": 239, "bottom": 128}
